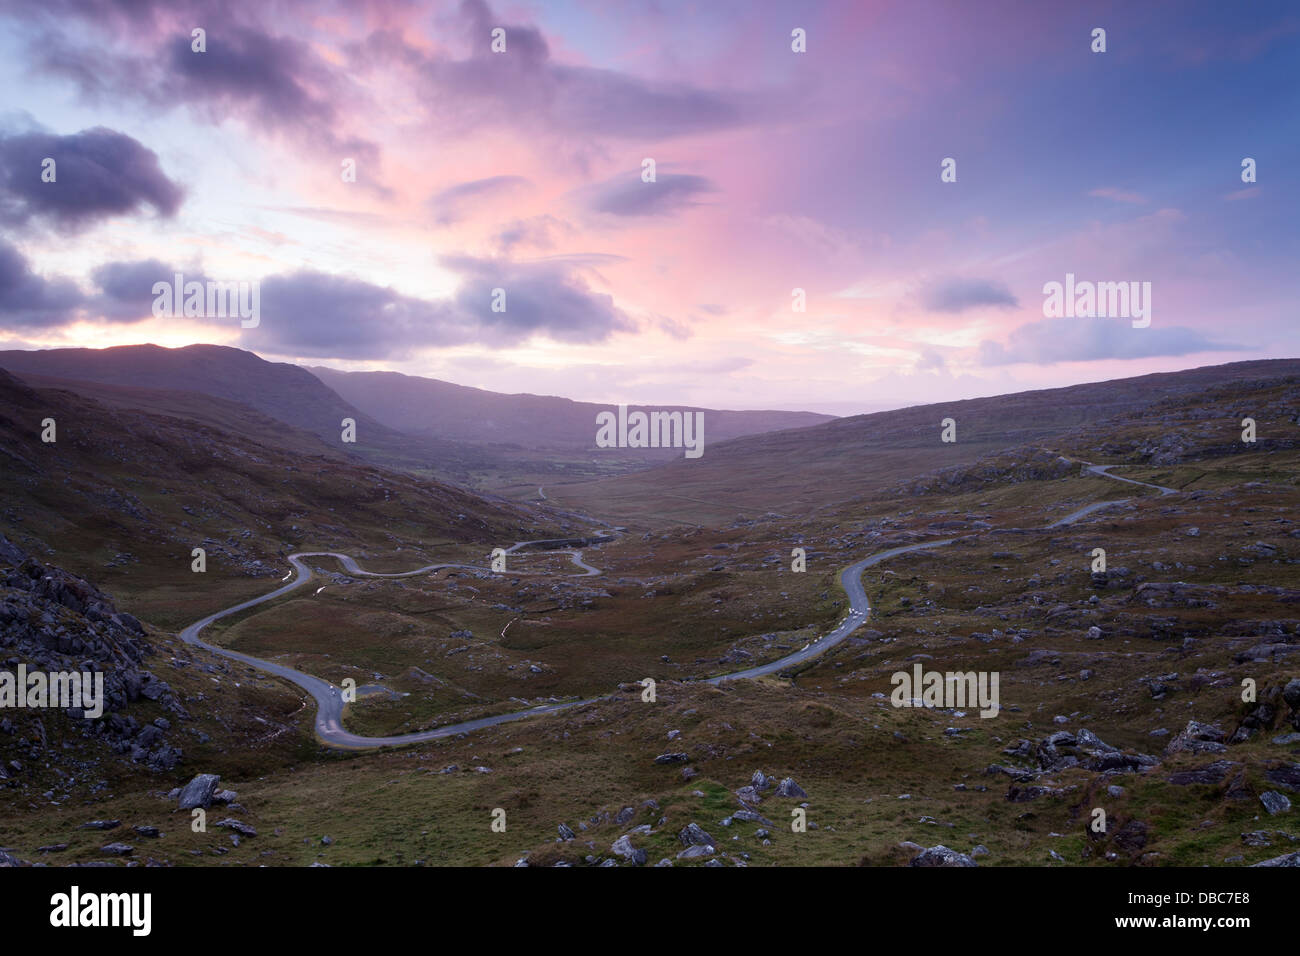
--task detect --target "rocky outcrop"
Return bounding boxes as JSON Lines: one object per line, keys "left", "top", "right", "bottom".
{"left": 0, "top": 534, "right": 184, "bottom": 778}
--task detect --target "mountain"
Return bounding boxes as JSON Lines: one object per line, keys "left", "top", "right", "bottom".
{"left": 0, "top": 344, "right": 371, "bottom": 440}
{"left": 0, "top": 367, "right": 559, "bottom": 628}
{"left": 306, "top": 365, "right": 835, "bottom": 450}
{"left": 0, "top": 344, "right": 523, "bottom": 483}
{"left": 544, "top": 358, "right": 1300, "bottom": 526}
{"left": 0, "top": 345, "right": 834, "bottom": 491}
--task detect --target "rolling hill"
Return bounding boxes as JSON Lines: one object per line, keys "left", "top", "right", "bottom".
{"left": 307, "top": 365, "right": 834, "bottom": 450}
{"left": 544, "top": 358, "right": 1300, "bottom": 526}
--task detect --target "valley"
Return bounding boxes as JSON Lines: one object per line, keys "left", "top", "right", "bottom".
{"left": 1, "top": 352, "right": 1298, "bottom": 868}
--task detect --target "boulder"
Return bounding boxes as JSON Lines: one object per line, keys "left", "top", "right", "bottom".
{"left": 654, "top": 752, "right": 689, "bottom": 765}
{"left": 1284, "top": 679, "right": 1300, "bottom": 712}
{"left": 909, "top": 845, "right": 977, "bottom": 867}
{"left": 177, "top": 773, "right": 221, "bottom": 810}
{"left": 215, "top": 819, "right": 257, "bottom": 837}
{"left": 610, "top": 834, "right": 647, "bottom": 866}
{"left": 774, "top": 777, "right": 808, "bottom": 798}
{"left": 676, "top": 844, "right": 715, "bottom": 860}
{"left": 678, "top": 822, "right": 715, "bottom": 847}
{"left": 1261, "top": 791, "right": 1293, "bottom": 816}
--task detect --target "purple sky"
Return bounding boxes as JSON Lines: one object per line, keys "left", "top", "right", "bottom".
{"left": 1, "top": 0, "right": 1297, "bottom": 414}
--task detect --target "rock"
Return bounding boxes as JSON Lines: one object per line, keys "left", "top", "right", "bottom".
{"left": 610, "top": 834, "right": 646, "bottom": 866}
{"left": 215, "top": 819, "right": 257, "bottom": 837}
{"left": 732, "top": 809, "right": 773, "bottom": 825}
{"left": 675, "top": 844, "right": 715, "bottom": 860}
{"left": 321, "top": 835, "right": 333, "bottom": 846}
{"left": 213, "top": 789, "right": 238, "bottom": 804}
{"left": 1007, "top": 785, "right": 1066, "bottom": 802}
{"left": 177, "top": 773, "right": 221, "bottom": 810}
{"left": 1261, "top": 791, "right": 1293, "bottom": 815}
{"left": 1086, "top": 626, "right": 1103, "bottom": 640}
{"left": 679, "top": 822, "right": 715, "bottom": 847}
{"left": 1266, "top": 764, "right": 1300, "bottom": 792}
{"left": 909, "top": 844, "right": 977, "bottom": 867}
{"left": 752, "top": 771, "right": 771, "bottom": 791}
{"left": 1164, "top": 720, "right": 1228, "bottom": 757}
{"left": 78, "top": 820, "right": 121, "bottom": 830}
{"left": 133, "top": 826, "right": 161, "bottom": 838}
{"left": 614, "top": 806, "right": 635, "bottom": 825}
{"left": 1234, "top": 643, "right": 1297, "bottom": 664}
{"left": 654, "top": 752, "right": 689, "bottom": 764}
{"left": 1168, "top": 761, "right": 1237, "bottom": 786}
{"left": 774, "top": 777, "right": 808, "bottom": 798}
{"left": 1252, "top": 850, "right": 1300, "bottom": 867}
{"left": 1284, "top": 679, "right": 1300, "bottom": 712}
{"left": 557, "top": 823, "right": 575, "bottom": 841}
{"left": 100, "top": 843, "right": 133, "bottom": 856}
{"left": 1112, "top": 820, "right": 1150, "bottom": 853}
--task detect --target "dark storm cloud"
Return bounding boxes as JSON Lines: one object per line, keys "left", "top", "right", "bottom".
{"left": 979, "top": 316, "right": 1242, "bottom": 365}
{"left": 584, "top": 172, "right": 717, "bottom": 217}
{"left": 19, "top": 3, "right": 382, "bottom": 168}
{"left": 442, "top": 254, "right": 635, "bottom": 345}
{"left": 238, "top": 255, "right": 633, "bottom": 358}
{"left": 0, "top": 127, "right": 183, "bottom": 231}
{"left": 243, "top": 271, "right": 473, "bottom": 359}
{"left": 0, "top": 240, "right": 84, "bottom": 328}
{"left": 89, "top": 258, "right": 188, "bottom": 320}
{"left": 920, "top": 277, "right": 1019, "bottom": 313}
{"left": 363, "top": 0, "right": 759, "bottom": 142}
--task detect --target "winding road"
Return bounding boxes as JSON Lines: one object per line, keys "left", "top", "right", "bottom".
{"left": 177, "top": 462, "right": 1176, "bottom": 749}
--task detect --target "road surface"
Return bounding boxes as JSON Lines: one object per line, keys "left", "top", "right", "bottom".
{"left": 177, "top": 462, "right": 1171, "bottom": 749}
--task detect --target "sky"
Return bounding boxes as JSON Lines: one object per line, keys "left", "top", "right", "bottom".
{"left": 0, "top": 0, "right": 1297, "bottom": 415}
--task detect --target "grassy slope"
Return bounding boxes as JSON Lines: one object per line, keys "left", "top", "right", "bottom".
{"left": 2, "top": 368, "right": 1298, "bottom": 866}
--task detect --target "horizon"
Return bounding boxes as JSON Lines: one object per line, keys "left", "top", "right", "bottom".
{"left": 2, "top": 1, "right": 1298, "bottom": 412}
{"left": 5, "top": 339, "right": 1299, "bottom": 419}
